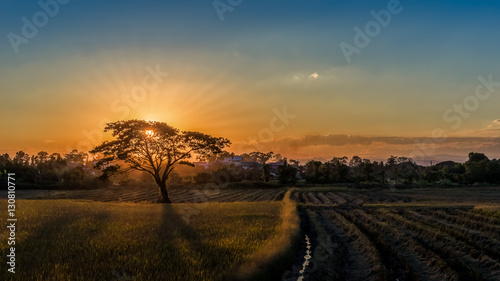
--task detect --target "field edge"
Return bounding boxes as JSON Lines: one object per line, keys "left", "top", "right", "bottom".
{"left": 229, "top": 189, "right": 301, "bottom": 281}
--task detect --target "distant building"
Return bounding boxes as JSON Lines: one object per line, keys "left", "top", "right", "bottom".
{"left": 235, "top": 161, "right": 262, "bottom": 170}
{"left": 217, "top": 156, "right": 262, "bottom": 170}
{"left": 193, "top": 162, "right": 209, "bottom": 169}
{"left": 222, "top": 156, "right": 243, "bottom": 163}
{"left": 268, "top": 161, "right": 284, "bottom": 170}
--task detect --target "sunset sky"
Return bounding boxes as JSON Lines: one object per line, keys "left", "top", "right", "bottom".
{"left": 1, "top": 0, "right": 500, "bottom": 163}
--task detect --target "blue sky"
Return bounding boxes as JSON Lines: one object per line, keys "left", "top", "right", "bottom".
{"left": 1, "top": 0, "right": 500, "bottom": 162}
{"left": 2, "top": 0, "right": 499, "bottom": 66}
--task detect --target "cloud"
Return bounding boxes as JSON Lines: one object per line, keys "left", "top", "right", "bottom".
{"left": 309, "top": 72, "right": 319, "bottom": 79}
{"left": 469, "top": 119, "right": 500, "bottom": 137}
{"left": 238, "top": 134, "right": 500, "bottom": 151}
{"left": 232, "top": 133, "right": 500, "bottom": 164}
{"left": 293, "top": 74, "right": 304, "bottom": 81}
{"left": 487, "top": 119, "right": 500, "bottom": 129}
{"left": 274, "top": 134, "right": 500, "bottom": 147}
{"left": 291, "top": 72, "right": 319, "bottom": 81}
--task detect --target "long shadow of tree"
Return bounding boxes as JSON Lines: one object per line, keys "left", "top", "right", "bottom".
{"left": 0, "top": 201, "right": 276, "bottom": 281}
{"left": 152, "top": 204, "right": 257, "bottom": 281}
{"left": 1, "top": 208, "right": 111, "bottom": 281}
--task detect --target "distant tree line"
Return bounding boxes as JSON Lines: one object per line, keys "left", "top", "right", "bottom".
{"left": 170, "top": 157, "right": 300, "bottom": 187}
{"left": 0, "top": 150, "right": 100, "bottom": 189}
{"left": 1, "top": 150, "right": 499, "bottom": 189}
{"left": 171, "top": 152, "right": 500, "bottom": 187}
{"left": 303, "top": 152, "right": 500, "bottom": 186}
{"left": 166, "top": 151, "right": 281, "bottom": 186}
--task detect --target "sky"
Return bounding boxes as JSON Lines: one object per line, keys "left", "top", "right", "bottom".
{"left": 1, "top": 0, "right": 500, "bottom": 164}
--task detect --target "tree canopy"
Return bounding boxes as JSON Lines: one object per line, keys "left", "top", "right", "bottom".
{"left": 90, "top": 120, "right": 230, "bottom": 203}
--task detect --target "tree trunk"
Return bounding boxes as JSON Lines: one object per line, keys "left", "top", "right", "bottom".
{"left": 157, "top": 181, "right": 172, "bottom": 203}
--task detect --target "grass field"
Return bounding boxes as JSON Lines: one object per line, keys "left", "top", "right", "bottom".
{"left": 0, "top": 200, "right": 290, "bottom": 281}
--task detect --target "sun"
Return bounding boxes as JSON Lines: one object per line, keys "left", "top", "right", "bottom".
{"left": 145, "top": 130, "right": 155, "bottom": 137}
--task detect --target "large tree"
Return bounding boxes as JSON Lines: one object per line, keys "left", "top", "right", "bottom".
{"left": 90, "top": 120, "right": 231, "bottom": 203}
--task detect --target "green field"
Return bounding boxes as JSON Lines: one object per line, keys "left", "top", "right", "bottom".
{"left": 0, "top": 200, "right": 292, "bottom": 281}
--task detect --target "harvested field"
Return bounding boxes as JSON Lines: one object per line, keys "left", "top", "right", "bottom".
{"left": 286, "top": 187, "right": 500, "bottom": 281}
{"left": 4, "top": 185, "right": 500, "bottom": 280}
{"left": 1, "top": 185, "right": 287, "bottom": 203}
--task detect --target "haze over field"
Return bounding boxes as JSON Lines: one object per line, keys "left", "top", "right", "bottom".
{"left": 1, "top": 0, "right": 500, "bottom": 163}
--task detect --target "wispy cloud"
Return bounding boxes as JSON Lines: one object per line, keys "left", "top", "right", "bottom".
{"left": 487, "top": 119, "right": 500, "bottom": 129}
{"left": 292, "top": 72, "right": 319, "bottom": 81}
{"left": 309, "top": 72, "right": 319, "bottom": 79}
{"left": 234, "top": 133, "right": 500, "bottom": 162}
{"left": 253, "top": 134, "right": 500, "bottom": 147}
{"left": 466, "top": 119, "right": 500, "bottom": 137}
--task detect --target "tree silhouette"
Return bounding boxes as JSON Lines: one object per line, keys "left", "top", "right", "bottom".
{"left": 90, "top": 120, "right": 230, "bottom": 203}
{"left": 248, "top": 151, "right": 274, "bottom": 164}
{"left": 277, "top": 158, "right": 297, "bottom": 184}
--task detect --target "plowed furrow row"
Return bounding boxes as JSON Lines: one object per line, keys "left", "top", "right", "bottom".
{"left": 321, "top": 209, "right": 385, "bottom": 281}
{"left": 375, "top": 209, "right": 499, "bottom": 280}
{"left": 339, "top": 208, "right": 459, "bottom": 281}
{"left": 401, "top": 209, "right": 500, "bottom": 261}
{"left": 325, "top": 192, "right": 347, "bottom": 204}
